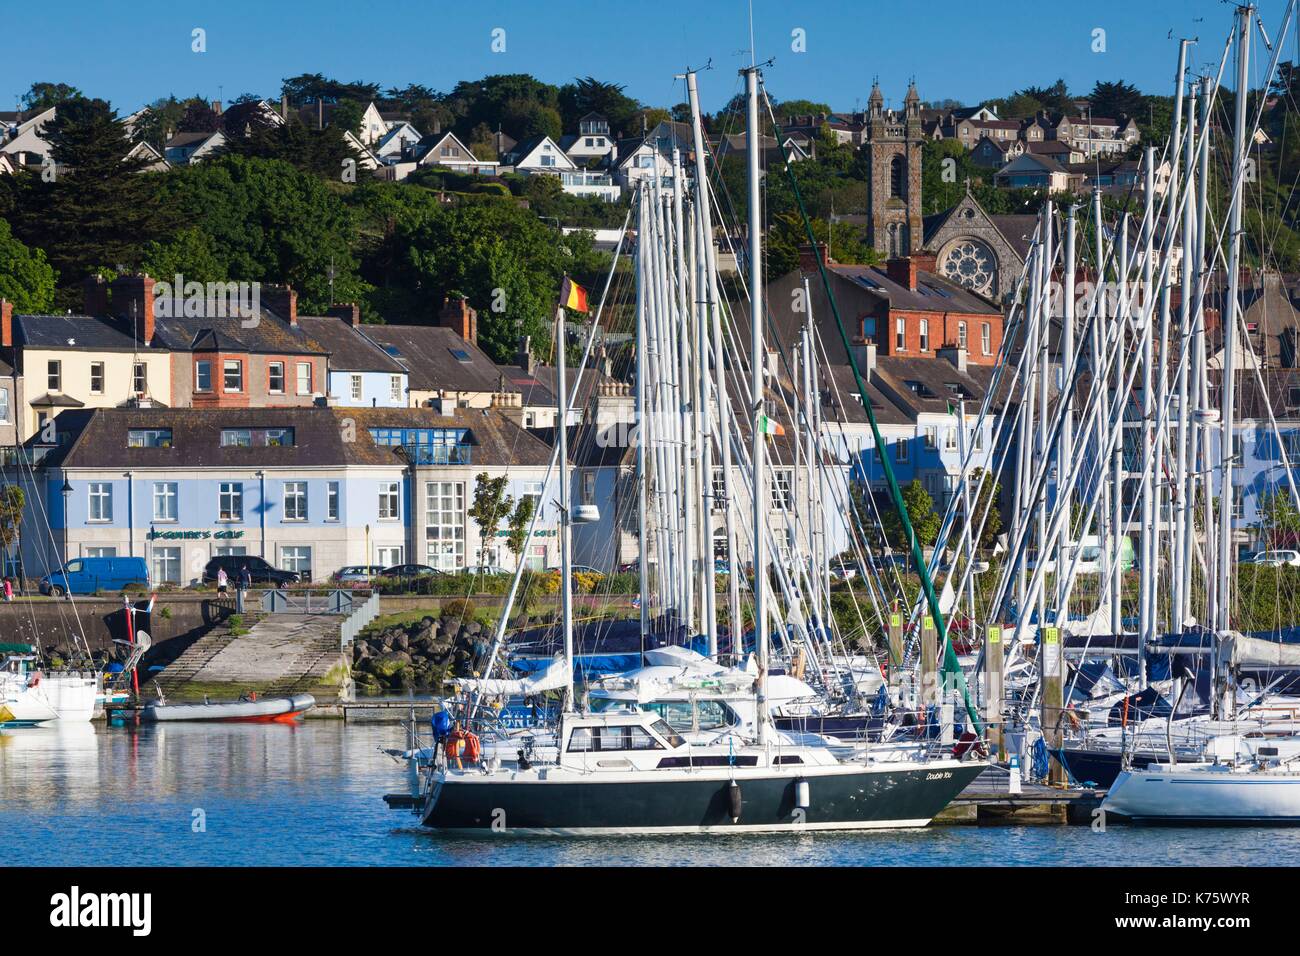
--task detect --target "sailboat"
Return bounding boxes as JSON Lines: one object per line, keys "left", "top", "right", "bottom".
{"left": 411, "top": 65, "right": 984, "bottom": 834}
{"left": 1, "top": 645, "right": 98, "bottom": 726}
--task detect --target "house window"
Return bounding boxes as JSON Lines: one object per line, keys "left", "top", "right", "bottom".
{"left": 890, "top": 155, "right": 905, "bottom": 198}
{"left": 128, "top": 429, "right": 171, "bottom": 447}
{"left": 219, "top": 482, "right": 243, "bottom": 521}
{"left": 153, "top": 482, "right": 178, "bottom": 522}
{"left": 924, "top": 426, "right": 938, "bottom": 449}
{"left": 957, "top": 322, "right": 967, "bottom": 349}
{"left": 981, "top": 323, "right": 992, "bottom": 355}
{"left": 770, "top": 469, "right": 794, "bottom": 512}
{"left": 974, "top": 427, "right": 984, "bottom": 452}
{"left": 85, "top": 547, "right": 117, "bottom": 558}
{"left": 425, "top": 481, "right": 466, "bottom": 570}
{"left": 283, "top": 481, "right": 307, "bottom": 521}
{"left": 133, "top": 362, "right": 146, "bottom": 395}
{"left": 296, "top": 362, "right": 312, "bottom": 395}
{"left": 265, "top": 428, "right": 294, "bottom": 447}
{"left": 1232, "top": 485, "right": 1244, "bottom": 519}
{"left": 582, "top": 472, "right": 597, "bottom": 504}
{"left": 350, "top": 374, "right": 363, "bottom": 402}
{"left": 214, "top": 545, "right": 246, "bottom": 557}
{"left": 90, "top": 362, "right": 105, "bottom": 395}
{"left": 48, "top": 360, "right": 61, "bottom": 392}
{"left": 221, "top": 429, "right": 251, "bottom": 447}
{"left": 327, "top": 481, "right": 340, "bottom": 521}
{"left": 378, "top": 481, "right": 400, "bottom": 520}
{"left": 195, "top": 360, "right": 212, "bottom": 392}
{"left": 281, "top": 546, "right": 312, "bottom": 579}
{"left": 390, "top": 375, "right": 403, "bottom": 403}
{"left": 87, "top": 483, "right": 112, "bottom": 522}
{"left": 895, "top": 440, "right": 909, "bottom": 463}
{"left": 919, "top": 319, "right": 930, "bottom": 352}
{"left": 0, "top": 387, "right": 8, "bottom": 424}
{"left": 945, "top": 428, "right": 958, "bottom": 451}
{"left": 151, "top": 546, "right": 181, "bottom": 585}
{"left": 711, "top": 467, "right": 726, "bottom": 511}
{"left": 223, "top": 360, "right": 243, "bottom": 392}
{"left": 895, "top": 318, "right": 906, "bottom": 351}
{"left": 268, "top": 362, "right": 285, "bottom": 393}
{"left": 377, "top": 546, "right": 403, "bottom": 566}
{"left": 862, "top": 317, "right": 877, "bottom": 343}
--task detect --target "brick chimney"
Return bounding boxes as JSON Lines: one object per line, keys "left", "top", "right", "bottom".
{"left": 83, "top": 274, "right": 110, "bottom": 316}
{"left": 439, "top": 294, "right": 477, "bottom": 344}
{"left": 265, "top": 284, "right": 298, "bottom": 326}
{"left": 211, "top": 100, "right": 223, "bottom": 117}
{"left": 886, "top": 256, "right": 918, "bottom": 292}
{"left": 518, "top": 335, "right": 535, "bottom": 374}
{"left": 798, "top": 242, "right": 833, "bottom": 273}
{"left": 110, "top": 273, "right": 156, "bottom": 345}
{"left": 326, "top": 303, "right": 361, "bottom": 328}
{"left": 1, "top": 299, "right": 12, "bottom": 348}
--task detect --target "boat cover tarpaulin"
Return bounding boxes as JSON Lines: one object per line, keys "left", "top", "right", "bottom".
{"left": 456, "top": 657, "right": 568, "bottom": 696}
{"left": 1222, "top": 632, "right": 1300, "bottom": 668}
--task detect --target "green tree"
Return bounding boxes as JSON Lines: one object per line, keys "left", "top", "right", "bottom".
{"left": 469, "top": 472, "right": 513, "bottom": 564}
{"left": 0, "top": 218, "right": 57, "bottom": 312}
{"left": 557, "top": 77, "right": 642, "bottom": 134}
{"left": 21, "top": 82, "right": 83, "bottom": 112}
{"left": 6, "top": 98, "right": 168, "bottom": 309}
{"left": 0, "top": 485, "right": 25, "bottom": 574}
{"left": 1257, "top": 490, "right": 1300, "bottom": 545}
{"left": 1088, "top": 80, "right": 1145, "bottom": 121}
{"left": 882, "top": 479, "right": 941, "bottom": 551}
{"left": 505, "top": 495, "right": 537, "bottom": 565}
{"left": 221, "top": 116, "right": 364, "bottom": 178}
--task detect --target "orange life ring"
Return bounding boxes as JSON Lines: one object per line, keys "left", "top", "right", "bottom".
{"left": 463, "top": 732, "right": 481, "bottom": 763}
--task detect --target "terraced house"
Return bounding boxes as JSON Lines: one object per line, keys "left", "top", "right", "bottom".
{"left": 19, "top": 405, "right": 580, "bottom": 585}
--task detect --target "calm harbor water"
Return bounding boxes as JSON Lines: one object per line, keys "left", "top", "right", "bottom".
{"left": 2, "top": 719, "right": 1296, "bottom": 866}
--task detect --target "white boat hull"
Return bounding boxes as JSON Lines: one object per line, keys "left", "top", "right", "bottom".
{"left": 1104, "top": 765, "right": 1300, "bottom": 824}
{"left": 1, "top": 673, "right": 98, "bottom": 725}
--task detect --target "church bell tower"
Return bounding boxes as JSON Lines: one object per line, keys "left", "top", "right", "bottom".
{"left": 865, "top": 80, "right": 924, "bottom": 257}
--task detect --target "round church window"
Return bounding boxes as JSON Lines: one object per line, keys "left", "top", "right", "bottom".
{"left": 940, "top": 240, "right": 996, "bottom": 296}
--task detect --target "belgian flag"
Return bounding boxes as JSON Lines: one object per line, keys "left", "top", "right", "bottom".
{"left": 560, "top": 276, "right": 589, "bottom": 313}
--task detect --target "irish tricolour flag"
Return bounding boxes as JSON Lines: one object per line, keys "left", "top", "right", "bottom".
{"left": 758, "top": 414, "right": 785, "bottom": 437}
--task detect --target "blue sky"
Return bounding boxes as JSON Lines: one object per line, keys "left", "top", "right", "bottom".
{"left": 2, "top": 0, "right": 1292, "bottom": 117}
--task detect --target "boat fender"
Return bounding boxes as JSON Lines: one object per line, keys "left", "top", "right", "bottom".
{"left": 27, "top": 671, "right": 41, "bottom": 688}
{"left": 794, "top": 778, "right": 810, "bottom": 810}
{"left": 446, "top": 730, "right": 467, "bottom": 769}
{"left": 727, "top": 780, "right": 742, "bottom": 822}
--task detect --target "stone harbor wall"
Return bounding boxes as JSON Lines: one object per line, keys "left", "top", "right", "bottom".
{"left": 351, "top": 608, "right": 486, "bottom": 693}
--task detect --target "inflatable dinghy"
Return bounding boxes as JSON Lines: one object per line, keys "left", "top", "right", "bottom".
{"left": 140, "top": 693, "right": 315, "bottom": 723}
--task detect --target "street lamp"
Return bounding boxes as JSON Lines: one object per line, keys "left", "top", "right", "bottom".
{"left": 60, "top": 480, "right": 73, "bottom": 593}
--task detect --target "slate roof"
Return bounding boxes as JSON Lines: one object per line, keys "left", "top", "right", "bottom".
{"left": 14, "top": 314, "right": 164, "bottom": 352}
{"left": 32, "top": 407, "right": 395, "bottom": 470}
{"left": 360, "top": 325, "right": 501, "bottom": 393}
{"left": 296, "top": 316, "right": 405, "bottom": 373}
{"left": 152, "top": 313, "right": 328, "bottom": 356}
{"left": 829, "top": 264, "right": 1000, "bottom": 316}
{"left": 326, "top": 406, "right": 553, "bottom": 467}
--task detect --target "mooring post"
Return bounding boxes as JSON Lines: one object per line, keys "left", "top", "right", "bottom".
{"left": 1041, "top": 626, "right": 1065, "bottom": 785}
{"left": 921, "top": 615, "right": 938, "bottom": 734}
{"left": 887, "top": 608, "right": 904, "bottom": 690}
{"left": 986, "top": 625, "right": 1004, "bottom": 760}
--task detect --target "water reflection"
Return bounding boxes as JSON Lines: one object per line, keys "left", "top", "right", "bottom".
{"left": 1, "top": 721, "right": 1296, "bottom": 866}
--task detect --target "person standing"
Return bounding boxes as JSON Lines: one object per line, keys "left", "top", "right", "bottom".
{"left": 2, "top": 577, "right": 12, "bottom": 602}
{"left": 216, "top": 566, "right": 229, "bottom": 595}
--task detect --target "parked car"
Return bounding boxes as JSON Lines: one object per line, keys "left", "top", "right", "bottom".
{"left": 828, "top": 561, "right": 859, "bottom": 582}
{"left": 463, "top": 565, "right": 510, "bottom": 576}
{"left": 1247, "top": 549, "right": 1300, "bottom": 568}
{"left": 380, "top": 563, "right": 444, "bottom": 579}
{"left": 546, "top": 565, "right": 605, "bottom": 579}
{"left": 333, "top": 565, "right": 387, "bottom": 584}
{"left": 40, "top": 556, "right": 150, "bottom": 596}
{"left": 202, "top": 555, "right": 300, "bottom": 587}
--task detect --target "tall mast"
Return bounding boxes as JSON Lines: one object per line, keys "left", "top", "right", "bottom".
{"left": 744, "top": 65, "right": 769, "bottom": 745}
{"left": 1139, "top": 147, "right": 1156, "bottom": 655}
{"left": 1217, "top": 3, "right": 1252, "bottom": 635}
{"left": 1058, "top": 205, "right": 1077, "bottom": 616}
{"left": 1174, "top": 79, "right": 1198, "bottom": 630}
{"left": 685, "top": 69, "right": 730, "bottom": 657}
{"left": 635, "top": 185, "right": 651, "bottom": 647}
{"left": 555, "top": 299, "right": 575, "bottom": 712}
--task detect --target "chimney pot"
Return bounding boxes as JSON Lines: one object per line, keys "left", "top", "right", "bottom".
{"left": 109, "top": 273, "right": 156, "bottom": 345}
{"left": 265, "top": 284, "right": 298, "bottom": 326}
{"left": 83, "top": 274, "right": 110, "bottom": 316}
{"left": 886, "top": 256, "right": 918, "bottom": 292}
{"left": 0, "top": 298, "right": 12, "bottom": 348}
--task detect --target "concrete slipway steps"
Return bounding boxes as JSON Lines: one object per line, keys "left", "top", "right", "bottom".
{"left": 151, "top": 614, "right": 350, "bottom": 703}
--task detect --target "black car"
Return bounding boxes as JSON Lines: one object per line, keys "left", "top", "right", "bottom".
{"left": 380, "top": 563, "right": 444, "bottom": 579}
{"left": 202, "top": 555, "right": 300, "bottom": 586}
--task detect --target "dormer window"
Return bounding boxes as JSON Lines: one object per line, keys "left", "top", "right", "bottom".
{"left": 128, "top": 429, "right": 172, "bottom": 448}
